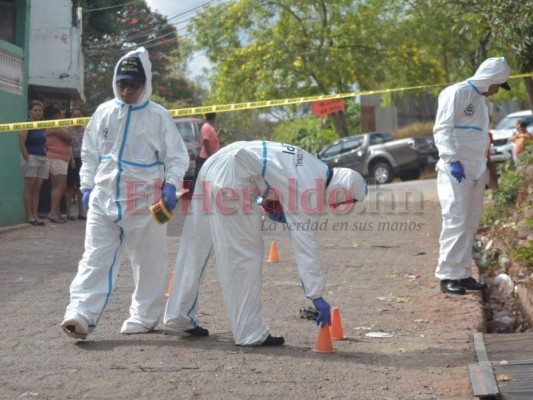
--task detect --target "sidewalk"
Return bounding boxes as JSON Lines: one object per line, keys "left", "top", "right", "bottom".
{"left": 0, "top": 186, "right": 484, "bottom": 399}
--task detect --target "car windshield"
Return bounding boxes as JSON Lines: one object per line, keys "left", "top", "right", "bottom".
{"left": 495, "top": 115, "right": 533, "bottom": 130}
{"left": 175, "top": 121, "right": 196, "bottom": 142}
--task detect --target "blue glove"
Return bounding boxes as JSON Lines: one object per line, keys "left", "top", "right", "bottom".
{"left": 269, "top": 211, "right": 286, "bottom": 224}
{"left": 450, "top": 161, "right": 465, "bottom": 183}
{"left": 162, "top": 183, "right": 177, "bottom": 211}
{"left": 312, "top": 297, "right": 331, "bottom": 327}
{"left": 82, "top": 189, "right": 92, "bottom": 211}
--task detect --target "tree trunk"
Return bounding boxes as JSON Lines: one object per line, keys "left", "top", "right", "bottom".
{"left": 525, "top": 77, "right": 533, "bottom": 112}
{"left": 330, "top": 111, "right": 349, "bottom": 137}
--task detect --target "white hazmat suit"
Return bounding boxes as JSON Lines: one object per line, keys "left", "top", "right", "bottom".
{"left": 164, "top": 140, "right": 367, "bottom": 345}
{"left": 62, "top": 47, "right": 189, "bottom": 337}
{"left": 434, "top": 57, "right": 510, "bottom": 281}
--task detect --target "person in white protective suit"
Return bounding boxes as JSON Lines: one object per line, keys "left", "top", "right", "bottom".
{"left": 434, "top": 57, "right": 511, "bottom": 295}
{"left": 164, "top": 140, "right": 368, "bottom": 345}
{"left": 60, "top": 47, "right": 189, "bottom": 339}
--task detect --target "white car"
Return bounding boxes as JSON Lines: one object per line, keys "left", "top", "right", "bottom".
{"left": 490, "top": 110, "right": 533, "bottom": 162}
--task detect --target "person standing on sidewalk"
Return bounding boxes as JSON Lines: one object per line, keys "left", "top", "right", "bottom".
{"left": 65, "top": 106, "right": 87, "bottom": 221}
{"left": 61, "top": 47, "right": 189, "bottom": 339}
{"left": 45, "top": 105, "right": 72, "bottom": 223}
{"left": 164, "top": 140, "right": 367, "bottom": 345}
{"left": 190, "top": 112, "right": 220, "bottom": 193}
{"left": 434, "top": 57, "right": 511, "bottom": 295}
{"left": 18, "top": 100, "right": 48, "bottom": 226}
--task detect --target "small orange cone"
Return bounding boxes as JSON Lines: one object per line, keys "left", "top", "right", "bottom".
{"left": 166, "top": 271, "right": 175, "bottom": 297}
{"left": 266, "top": 241, "right": 279, "bottom": 263}
{"left": 313, "top": 325, "right": 335, "bottom": 353}
{"left": 330, "top": 307, "right": 346, "bottom": 340}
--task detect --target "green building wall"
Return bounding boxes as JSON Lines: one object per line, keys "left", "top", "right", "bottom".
{"left": 0, "top": 1, "right": 30, "bottom": 227}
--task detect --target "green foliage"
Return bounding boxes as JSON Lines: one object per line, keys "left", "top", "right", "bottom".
{"left": 420, "top": 0, "right": 533, "bottom": 107}
{"left": 524, "top": 217, "right": 533, "bottom": 230}
{"left": 511, "top": 241, "right": 533, "bottom": 266}
{"left": 272, "top": 117, "right": 339, "bottom": 154}
{"left": 189, "top": 0, "right": 448, "bottom": 136}
{"left": 494, "top": 170, "right": 524, "bottom": 207}
{"left": 343, "top": 100, "right": 362, "bottom": 135}
{"left": 482, "top": 165, "right": 525, "bottom": 226}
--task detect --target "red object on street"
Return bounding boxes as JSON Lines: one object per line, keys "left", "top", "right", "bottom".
{"left": 311, "top": 99, "right": 345, "bottom": 118}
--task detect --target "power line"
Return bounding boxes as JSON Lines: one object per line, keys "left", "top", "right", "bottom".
{"left": 85, "top": 0, "right": 237, "bottom": 52}
{"left": 85, "top": 0, "right": 144, "bottom": 12}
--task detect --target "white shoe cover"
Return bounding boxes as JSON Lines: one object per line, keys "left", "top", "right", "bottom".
{"left": 61, "top": 317, "right": 89, "bottom": 340}
{"left": 120, "top": 320, "right": 156, "bottom": 335}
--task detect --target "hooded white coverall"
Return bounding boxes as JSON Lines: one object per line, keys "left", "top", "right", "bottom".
{"left": 164, "top": 140, "right": 367, "bottom": 345}
{"left": 434, "top": 57, "right": 511, "bottom": 280}
{"left": 62, "top": 47, "right": 189, "bottom": 334}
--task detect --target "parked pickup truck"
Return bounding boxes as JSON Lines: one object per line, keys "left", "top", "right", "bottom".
{"left": 317, "top": 132, "right": 425, "bottom": 184}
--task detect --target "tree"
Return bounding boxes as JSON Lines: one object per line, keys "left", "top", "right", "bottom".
{"left": 190, "top": 0, "right": 429, "bottom": 137}
{"left": 77, "top": 0, "right": 198, "bottom": 111}
{"left": 420, "top": 0, "right": 533, "bottom": 110}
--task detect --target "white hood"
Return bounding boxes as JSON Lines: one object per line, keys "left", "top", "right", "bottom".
{"left": 326, "top": 168, "right": 368, "bottom": 203}
{"left": 468, "top": 57, "right": 511, "bottom": 93}
{"left": 112, "top": 47, "right": 153, "bottom": 105}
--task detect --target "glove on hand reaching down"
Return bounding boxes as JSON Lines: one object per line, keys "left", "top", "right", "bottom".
{"left": 450, "top": 161, "right": 465, "bottom": 183}
{"left": 82, "top": 189, "right": 92, "bottom": 211}
{"left": 269, "top": 211, "right": 287, "bottom": 224}
{"left": 162, "top": 183, "right": 177, "bottom": 211}
{"left": 312, "top": 297, "right": 331, "bottom": 327}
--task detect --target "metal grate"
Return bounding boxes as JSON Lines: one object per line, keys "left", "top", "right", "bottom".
{"left": 0, "top": 47, "right": 23, "bottom": 95}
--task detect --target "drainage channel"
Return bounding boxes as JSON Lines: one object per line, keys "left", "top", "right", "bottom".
{"left": 474, "top": 238, "right": 532, "bottom": 334}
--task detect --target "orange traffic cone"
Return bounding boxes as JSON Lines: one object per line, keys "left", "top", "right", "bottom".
{"left": 330, "top": 307, "right": 346, "bottom": 340}
{"left": 266, "top": 241, "right": 279, "bottom": 263}
{"left": 313, "top": 325, "right": 335, "bottom": 353}
{"left": 166, "top": 271, "right": 175, "bottom": 297}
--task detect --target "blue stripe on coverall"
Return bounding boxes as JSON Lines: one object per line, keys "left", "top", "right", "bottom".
{"left": 95, "top": 100, "right": 150, "bottom": 324}
{"left": 93, "top": 227, "right": 125, "bottom": 326}
{"left": 454, "top": 125, "right": 483, "bottom": 131}
{"left": 186, "top": 247, "right": 213, "bottom": 326}
{"left": 466, "top": 80, "right": 481, "bottom": 95}
{"left": 113, "top": 101, "right": 151, "bottom": 223}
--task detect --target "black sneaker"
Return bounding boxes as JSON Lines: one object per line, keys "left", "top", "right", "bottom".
{"left": 459, "top": 277, "right": 487, "bottom": 291}
{"left": 261, "top": 334, "right": 285, "bottom": 346}
{"left": 184, "top": 326, "right": 209, "bottom": 337}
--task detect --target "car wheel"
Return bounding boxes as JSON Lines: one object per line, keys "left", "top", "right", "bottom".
{"left": 371, "top": 162, "right": 393, "bottom": 184}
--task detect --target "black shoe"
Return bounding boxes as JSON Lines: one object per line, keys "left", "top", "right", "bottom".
{"left": 440, "top": 279, "right": 466, "bottom": 295}
{"left": 261, "top": 335, "right": 285, "bottom": 346}
{"left": 184, "top": 326, "right": 209, "bottom": 337}
{"left": 459, "top": 277, "right": 488, "bottom": 291}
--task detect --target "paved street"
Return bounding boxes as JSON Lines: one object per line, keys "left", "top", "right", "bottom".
{"left": 0, "top": 180, "right": 483, "bottom": 399}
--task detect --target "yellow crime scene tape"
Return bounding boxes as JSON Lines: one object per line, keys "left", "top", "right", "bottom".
{"left": 1, "top": 72, "right": 532, "bottom": 133}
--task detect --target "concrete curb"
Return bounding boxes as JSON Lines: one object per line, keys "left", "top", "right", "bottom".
{"left": 0, "top": 223, "right": 32, "bottom": 235}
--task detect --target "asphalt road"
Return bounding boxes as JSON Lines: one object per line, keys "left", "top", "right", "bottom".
{"left": 0, "top": 178, "right": 483, "bottom": 399}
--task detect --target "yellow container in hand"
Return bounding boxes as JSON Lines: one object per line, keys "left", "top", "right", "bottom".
{"left": 150, "top": 198, "right": 173, "bottom": 224}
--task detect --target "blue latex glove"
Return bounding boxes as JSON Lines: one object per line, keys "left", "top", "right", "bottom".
{"left": 269, "top": 211, "right": 287, "bottom": 224}
{"left": 162, "top": 183, "right": 177, "bottom": 211}
{"left": 82, "top": 189, "right": 92, "bottom": 211}
{"left": 450, "top": 161, "right": 465, "bottom": 183}
{"left": 312, "top": 297, "right": 331, "bottom": 327}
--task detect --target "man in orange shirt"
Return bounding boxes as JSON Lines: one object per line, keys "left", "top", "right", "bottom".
{"left": 191, "top": 112, "right": 220, "bottom": 192}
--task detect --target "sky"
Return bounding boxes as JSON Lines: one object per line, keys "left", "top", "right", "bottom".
{"left": 144, "top": 0, "right": 212, "bottom": 79}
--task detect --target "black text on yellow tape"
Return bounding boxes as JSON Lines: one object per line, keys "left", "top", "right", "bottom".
{"left": 1, "top": 72, "right": 531, "bottom": 133}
